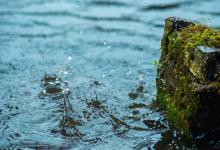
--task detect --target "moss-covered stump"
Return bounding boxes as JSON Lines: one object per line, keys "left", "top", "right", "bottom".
{"left": 156, "top": 17, "right": 220, "bottom": 137}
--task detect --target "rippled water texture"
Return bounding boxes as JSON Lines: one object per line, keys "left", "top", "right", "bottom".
{"left": 1, "top": 0, "right": 220, "bottom": 149}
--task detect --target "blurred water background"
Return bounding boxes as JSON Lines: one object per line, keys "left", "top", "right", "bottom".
{"left": 0, "top": 0, "right": 220, "bottom": 149}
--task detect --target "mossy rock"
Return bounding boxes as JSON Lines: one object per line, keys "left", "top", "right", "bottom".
{"left": 156, "top": 17, "right": 220, "bottom": 137}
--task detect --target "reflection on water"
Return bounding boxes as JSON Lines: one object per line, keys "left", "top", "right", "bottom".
{"left": 0, "top": 0, "right": 220, "bottom": 149}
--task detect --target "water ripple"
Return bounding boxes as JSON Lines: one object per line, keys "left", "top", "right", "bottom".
{"left": 90, "top": 0, "right": 130, "bottom": 7}
{"left": 0, "top": 0, "right": 220, "bottom": 149}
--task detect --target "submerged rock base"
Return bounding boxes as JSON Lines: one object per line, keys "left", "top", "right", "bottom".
{"left": 156, "top": 17, "right": 220, "bottom": 137}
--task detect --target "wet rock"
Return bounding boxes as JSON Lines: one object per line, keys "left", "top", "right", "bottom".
{"left": 156, "top": 17, "right": 220, "bottom": 137}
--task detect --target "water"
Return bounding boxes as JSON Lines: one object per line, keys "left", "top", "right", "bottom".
{"left": 0, "top": 0, "right": 220, "bottom": 149}
{"left": 197, "top": 46, "right": 220, "bottom": 53}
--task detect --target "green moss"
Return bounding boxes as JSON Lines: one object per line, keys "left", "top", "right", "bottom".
{"left": 157, "top": 81, "right": 196, "bottom": 136}
{"left": 157, "top": 21, "right": 220, "bottom": 137}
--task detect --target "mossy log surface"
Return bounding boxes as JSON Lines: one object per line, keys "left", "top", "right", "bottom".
{"left": 156, "top": 17, "right": 220, "bottom": 137}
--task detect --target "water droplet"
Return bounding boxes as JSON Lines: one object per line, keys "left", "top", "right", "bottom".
{"left": 138, "top": 74, "right": 144, "bottom": 82}
{"left": 104, "top": 41, "right": 107, "bottom": 46}
{"left": 103, "top": 40, "right": 111, "bottom": 48}
{"left": 58, "top": 56, "right": 73, "bottom": 79}
{"left": 80, "top": 29, "right": 83, "bottom": 35}
{"left": 68, "top": 56, "right": 72, "bottom": 61}
{"left": 126, "top": 70, "right": 132, "bottom": 75}
{"left": 63, "top": 70, "right": 69, "bottom": 75}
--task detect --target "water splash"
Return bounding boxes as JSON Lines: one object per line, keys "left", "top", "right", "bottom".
{"left": 39, "top": 74, "right": 70, "bottom": 99}
{"left": 103, "top": 40, "right": 112, "bottom": 48}
{"left": 61, "top": 56, "right": 72, "bottom": 78}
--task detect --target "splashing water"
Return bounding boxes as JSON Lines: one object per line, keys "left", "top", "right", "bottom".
{"left": 1, "top": 0, "right": 220, "bottom": 149}
{"left": 60, "top": 56, "right": 72, "bottom": 79}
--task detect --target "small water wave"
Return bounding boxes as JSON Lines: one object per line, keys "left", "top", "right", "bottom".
{"left": 140, "top": 1, "right": 193, "bottom": 11}
{"left": 198, "top": 11, "right": 220, "bottom": 16}
{"left": 89, "top": 0, "right": 130, "bottom": 7}
{"left": 93, "top": 25, "right": 160, "bottom": 40}
{"left": 1, "top": 0, "right": 220, "bottom": 149}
